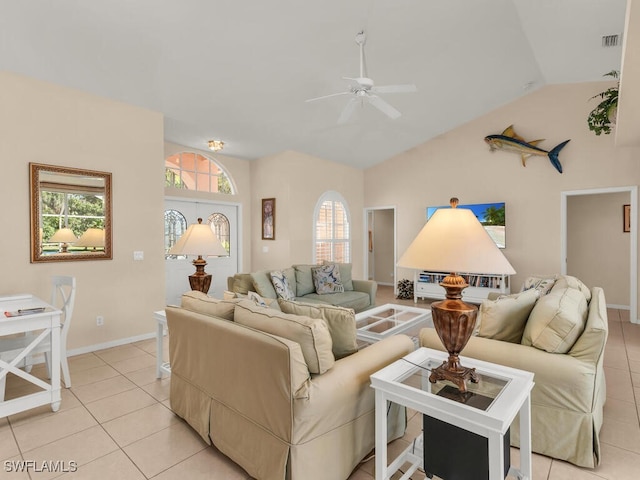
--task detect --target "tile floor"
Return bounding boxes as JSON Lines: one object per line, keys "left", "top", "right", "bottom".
{"left": 1, "top": 285, "right": 640, "bottom": 479}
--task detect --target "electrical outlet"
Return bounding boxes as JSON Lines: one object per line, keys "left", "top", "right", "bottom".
{"left": 96, "top": 315, "right": 104, "bottom": 326}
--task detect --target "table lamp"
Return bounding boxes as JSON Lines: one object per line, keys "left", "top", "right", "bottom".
{"left": 168, "top": 218, "right": 229, "bottom": 293}
{"left": 397, "top": 198, "right": 515, "bottom": 392}
{"left": 49, "top": 227, "right": 78, "bottom": 253}
{"left": 75, "top": 228, "right": 105, "bottom": 251}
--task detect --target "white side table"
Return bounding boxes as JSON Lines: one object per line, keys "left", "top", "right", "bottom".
{"left": 370, "top": 347, "right": 534, "bottom": 480}
{"left": 1, "top": 294, "right": 62, "bottom": 417}
{"left": 154, "top": 310, "right": 170, "bottom": 379}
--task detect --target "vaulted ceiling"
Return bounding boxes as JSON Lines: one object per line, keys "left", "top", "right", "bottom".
{"left": 1, "top": 1, "right": 636, "bottom": 168}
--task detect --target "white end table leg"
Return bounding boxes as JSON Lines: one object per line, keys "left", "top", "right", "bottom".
{"left": 488, "top": 432, "right": 504, "bottom": 480}
{"left": 519, "top": 394, "right": 532, "bottom": 479}
{"left": 156, "top": 319, "right": 164, "bottom": 379}
{"left": 375, "top": 391, "right": 388, "bottom": 480}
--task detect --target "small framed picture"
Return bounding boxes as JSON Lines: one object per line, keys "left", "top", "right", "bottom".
{"left": 262, "top": 198, "right": 276, "bottom": 240}
{"left": 624, "top": 204, "right": 631, "bottom": 233}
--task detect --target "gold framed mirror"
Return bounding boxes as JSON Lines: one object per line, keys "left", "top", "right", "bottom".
{"left": 30, "top": 163, "right": 112, "bottom": 263}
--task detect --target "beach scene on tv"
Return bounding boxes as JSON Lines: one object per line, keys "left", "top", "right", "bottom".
{"left": 427, "top": 202, "right": 506, "bottom": 249}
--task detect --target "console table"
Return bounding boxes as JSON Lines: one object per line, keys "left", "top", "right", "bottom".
{"left": 0, "top": 294, "right": 62, "bottom": 417}
{"left": 370, "top": 347, "right": 534, "bottom": 480}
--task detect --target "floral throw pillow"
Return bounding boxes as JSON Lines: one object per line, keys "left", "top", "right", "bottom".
{"left": 521, "top": 275, "right": 557, "bottom": 296}
{"left": 270, "top": 270, "right": 296, "bottom": 300}
{"left": 311, "top": 264, "right": 345, "bottom": 294}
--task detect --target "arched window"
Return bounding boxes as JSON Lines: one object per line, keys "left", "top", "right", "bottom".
{"left": 207, "top": 213, "right": 230, "bottom": 254}
{"left": 164, "top": 209, "right": 187, "bottom": 257}
{"left": 165, "top": 152, "right": 235, "bottom": 194}
{"left": 314, "top": 191, "right": 351, "bottom": 263}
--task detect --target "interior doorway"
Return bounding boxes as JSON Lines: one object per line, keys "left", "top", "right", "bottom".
{"left": 561, "top": 186, "right": 638, "bottom": 324}
{"left": 364, "top": 207, "right": 397, "bottom": 293}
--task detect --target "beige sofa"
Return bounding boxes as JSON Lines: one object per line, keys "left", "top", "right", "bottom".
{"left": 166, "top": 292, "right": 414, "bottom": 480}
{"left": 227, "top": 263, "right": 376, "bottom": 312}
{"left": 420, "top": 275, "right": 608, "bottom": 468}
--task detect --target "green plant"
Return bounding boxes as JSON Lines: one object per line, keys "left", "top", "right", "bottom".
{"left": 587, "top": 70, "right": 619, "bottom": 135}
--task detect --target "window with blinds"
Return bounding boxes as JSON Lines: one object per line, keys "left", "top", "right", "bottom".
{"left": 314, "top": 193, "right": 350, "bottom": 263}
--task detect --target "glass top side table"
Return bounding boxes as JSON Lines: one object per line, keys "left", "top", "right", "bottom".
{"left": 370, "top": 347, "right": 534, "bottom": 480}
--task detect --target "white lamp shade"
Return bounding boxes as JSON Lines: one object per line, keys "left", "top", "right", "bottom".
{"left": 75, "top": 228, "right": 105, "bottom": 247}
{"left": 397, "top": 207, "right": 515, "bottom": 275}
{"left": 168, "top": 221, "right": 228, "bottom": 257}
{"left": 49, "top": 227, "right": 78, "bottom": 244}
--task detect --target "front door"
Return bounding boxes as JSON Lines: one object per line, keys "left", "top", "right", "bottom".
{"left": 164, "top": 199, "right": 240, "bottom": 305}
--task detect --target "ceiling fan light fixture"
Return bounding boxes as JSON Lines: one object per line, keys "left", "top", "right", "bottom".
{"left": 208, "top": 140, "right": 224, "bottom": 152}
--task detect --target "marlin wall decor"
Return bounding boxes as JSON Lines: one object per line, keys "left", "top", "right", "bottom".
{"left": 484, "top": 125, "right": 570, "bottom": 174}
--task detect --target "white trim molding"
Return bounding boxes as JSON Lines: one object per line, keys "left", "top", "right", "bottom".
{"left": 561, "top": 186, "right": 638, "bottom": 324}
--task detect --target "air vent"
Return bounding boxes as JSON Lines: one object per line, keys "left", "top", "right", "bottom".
{"left": 602, "top": 34, "right": 620, "bottom": 48}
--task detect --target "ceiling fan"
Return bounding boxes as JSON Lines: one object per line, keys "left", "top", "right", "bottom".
{"left": 306, "top": 31, "right": 417, "bottom": 124}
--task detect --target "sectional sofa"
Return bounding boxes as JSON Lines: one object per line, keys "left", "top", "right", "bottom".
{"left": 227, "top": 262, "right": 376, "bottom": 313}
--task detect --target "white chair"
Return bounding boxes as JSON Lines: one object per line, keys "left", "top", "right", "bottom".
{"left": 0, "top": 276, "right": 76, "bottom": 399}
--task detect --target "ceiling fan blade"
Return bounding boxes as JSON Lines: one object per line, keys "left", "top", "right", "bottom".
{"left": 337, "top": 97, "right": 360, "bottom": 124}
{"left": 371, "top": 84, "right": 418, "bottom": 94}
{"left": 305, "top": 91, "right": 350, "bottom": 103}
{"left": 367, "top": 95, "right": 401, "bottom": 119}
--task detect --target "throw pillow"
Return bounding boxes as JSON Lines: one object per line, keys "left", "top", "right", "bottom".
{"left": 293, "top": 264, "right": 316, "bottom": 296}
{"left": 250, "top": 270, "right": 278, "bottom": 299}
{"left": 476, "top": 289, "right": 539, "bottom": 343}
{"left": 180, "top": 291, "right": 237, "bottom": 321}
{"left": 554, "top": 275, "right": 591, "bottom": 302}
{"left": 521, "top": 287, "right": 588, "bottom": 353}
{"left": 311, "top": 264, "right": 345, "bottom": 294}
{"left": 521, "top": 274, "right": 557, "bottom": 296}
{"left": 278, "top": 299, "right": 358, "bottom": 359}
{"left": 270, "top": 270, "right": 296, "bottom": 300}
{"left": 238, "top": 291, "right": 282, "bottom": 311}
{"left": 322, "top": 261, "right": 354, "bottom": 291}
{"left": 230, "top": 273, "right": 254, "bottom": 295}
{"left": 234, "top": 299, "right": 335, "bottom": 374}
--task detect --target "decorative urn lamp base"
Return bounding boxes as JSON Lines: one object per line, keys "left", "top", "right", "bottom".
{"left": 188, "top": 255, "right": 212, "bottom": 293}
{"left": 429, "top": 273, "right": 479, "bottom": 393}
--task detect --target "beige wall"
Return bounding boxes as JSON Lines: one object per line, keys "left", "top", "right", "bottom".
{"left": 250, "top": 150, "right": 365, "bottom": 277}
{"left": 163, "top": 142, "right": 253, "bottom": 271}
{"left": 568, "top": 192, "right": 630, "bottom": 306}
{"left": 0, "top": 72, "right": 166, "bottom": 351}
{"left": 365, "top": 82, "right": 640, "bottom": 307}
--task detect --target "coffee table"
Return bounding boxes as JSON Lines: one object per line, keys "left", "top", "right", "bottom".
{"left": 355, "top": 303, "right": 432, "bottom": 346}
{"left": 370, "top": 347, "right": 534, "bottom": 480}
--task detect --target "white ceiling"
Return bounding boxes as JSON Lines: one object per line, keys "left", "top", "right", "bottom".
{"left": 0, "top": 0, "right": 632, "bottom": 168}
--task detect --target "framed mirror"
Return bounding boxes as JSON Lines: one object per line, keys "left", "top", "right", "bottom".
{"left": 30, "top": 163, "right": 112, "bottom": 263}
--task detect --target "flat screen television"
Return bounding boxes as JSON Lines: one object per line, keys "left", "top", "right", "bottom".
{"left": 426, "top": 202, "right": 505, "bottom": 249}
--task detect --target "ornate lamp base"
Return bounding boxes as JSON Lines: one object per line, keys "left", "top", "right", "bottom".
{"left": 429, "top": 273, "right": 479, "bottom": 393}
{"left": 188, "top": 255, "right": 212, "bottom": 293}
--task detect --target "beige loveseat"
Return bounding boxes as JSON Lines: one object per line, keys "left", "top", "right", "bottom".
{"left": 166, "top": 292, "right": 414, "bottom": 480}
{"left": 420, "top": 275, "right": 608, "bottom": 468}
{"left": 227, "top": 263, "right": 376, "bottom": 313}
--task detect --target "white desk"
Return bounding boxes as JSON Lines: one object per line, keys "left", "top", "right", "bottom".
{"left": 370, "top": 347, "right": 534, "bottom": 480}
{"left": 154, "top": 310, "right": 170, "bottom": 379}
{"left": 0, "top": 294, "right": 62, "bottom": 417}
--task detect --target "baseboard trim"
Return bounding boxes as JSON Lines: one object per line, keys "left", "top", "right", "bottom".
{"left": 67, "top": 331, "right": 157, "bottom": 358}
{"left": 607, "top": 304, "right": 630, "bottom": 310}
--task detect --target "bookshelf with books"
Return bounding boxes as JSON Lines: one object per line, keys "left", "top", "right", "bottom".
{"left": 414, "top": 270, "right": 510, "bottom": 304}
